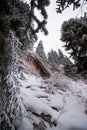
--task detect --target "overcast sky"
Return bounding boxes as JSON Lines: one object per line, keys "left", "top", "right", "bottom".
{"left": 34, "top": 0, "right": 87, "bottom": 56}
{"left": 26, "top": 0, "right": 87, "bottom": 56}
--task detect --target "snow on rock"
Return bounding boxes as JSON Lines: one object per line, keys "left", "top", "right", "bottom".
{"left": 15, "top": 67, "right": 87, "bottom": 130}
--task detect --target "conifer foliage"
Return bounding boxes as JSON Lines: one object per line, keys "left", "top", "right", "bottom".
{"left": 61, "top": 16, "right": 87, "bottom": 73}
{"left": 0, "top": 0, "right": 50, "bottom": 129}
{"left": 56, "top": 0, "right": 87, "bottom": 13}
{"left": 36, "top": 40, "right": 47, "bottom": 62}
{"left": 0, "top": 0, "right": 50, "bottom": 40}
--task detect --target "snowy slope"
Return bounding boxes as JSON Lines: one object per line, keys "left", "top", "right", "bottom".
{"left": 15, "top": 68, "right": 87, "bottom": 130}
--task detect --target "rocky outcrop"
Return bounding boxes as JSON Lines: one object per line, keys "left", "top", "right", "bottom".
{"left": 20, "top": 51, "right": 51, "bottom": 79}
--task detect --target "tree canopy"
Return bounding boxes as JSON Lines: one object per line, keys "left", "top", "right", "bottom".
{"left": 56, "top": 0, "right": 87, "bottom": 13}
{"left": 61, "top": 16, "right": 87, "bottom": 73}
{"left": 36, "top": 40, "right": 47, "bottom": 62}
{"left": 0, "top": 0, "right": 50, "bottom": 40}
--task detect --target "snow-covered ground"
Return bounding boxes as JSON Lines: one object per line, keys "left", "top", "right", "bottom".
{"left": 16, "top": 70, "right": 87, "bottom": 130}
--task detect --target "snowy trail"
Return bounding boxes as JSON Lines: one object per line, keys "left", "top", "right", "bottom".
{"left": 16, "top": 72, "right": 87, "bottom": 130}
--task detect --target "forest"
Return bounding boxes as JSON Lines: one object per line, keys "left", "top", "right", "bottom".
{"left": 0, "top": 0, "right": 87, "bottom": 130}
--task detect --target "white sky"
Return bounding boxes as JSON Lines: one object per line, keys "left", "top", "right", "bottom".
{"left": 34, "top": 0, "right": 87, "bottom": 56}
{"left": 26, "top": 0, "right": 87, "bottom": 56}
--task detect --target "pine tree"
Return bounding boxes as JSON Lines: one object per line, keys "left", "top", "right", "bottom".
{"left": 48, "top": 50, "right": 60, "bottom": 71}
{"left": 56, "top": 0, "right": 87, "bottom": 13}
{"left": 0, "top": 0, "right": 50, "bottom": 129}
{"left": 61, "top": 16, "right": 87, "bottom": 73}
{"left": 36, "top": 40, "right": 47, "bottom": 62}
{"left": 48, "top": 49, "right": 73, "bottom": 73}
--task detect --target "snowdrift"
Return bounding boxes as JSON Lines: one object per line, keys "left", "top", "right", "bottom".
{"left": 14, "top": 62, "right": 87, "bottom": 130}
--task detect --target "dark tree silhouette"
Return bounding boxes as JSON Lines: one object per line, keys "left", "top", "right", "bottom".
{"left": 56, "top": 0, "right": 87, "bottom": 13}
{"left": 61, "top": 16, "right": 87, "bottom": 73}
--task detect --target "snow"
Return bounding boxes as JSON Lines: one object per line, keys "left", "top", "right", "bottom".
{"left": 59, "top": 95, "right": 87, "bottom": 130}
{"left": 16, "top": 69, "right": 87, "bottom": 130}
{"left": 3, "top": 20, "right": 87, "bottom": 130}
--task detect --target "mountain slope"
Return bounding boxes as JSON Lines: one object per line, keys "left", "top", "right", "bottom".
{"left": 14, "top": 62, "right": 87, "bottom": 130}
